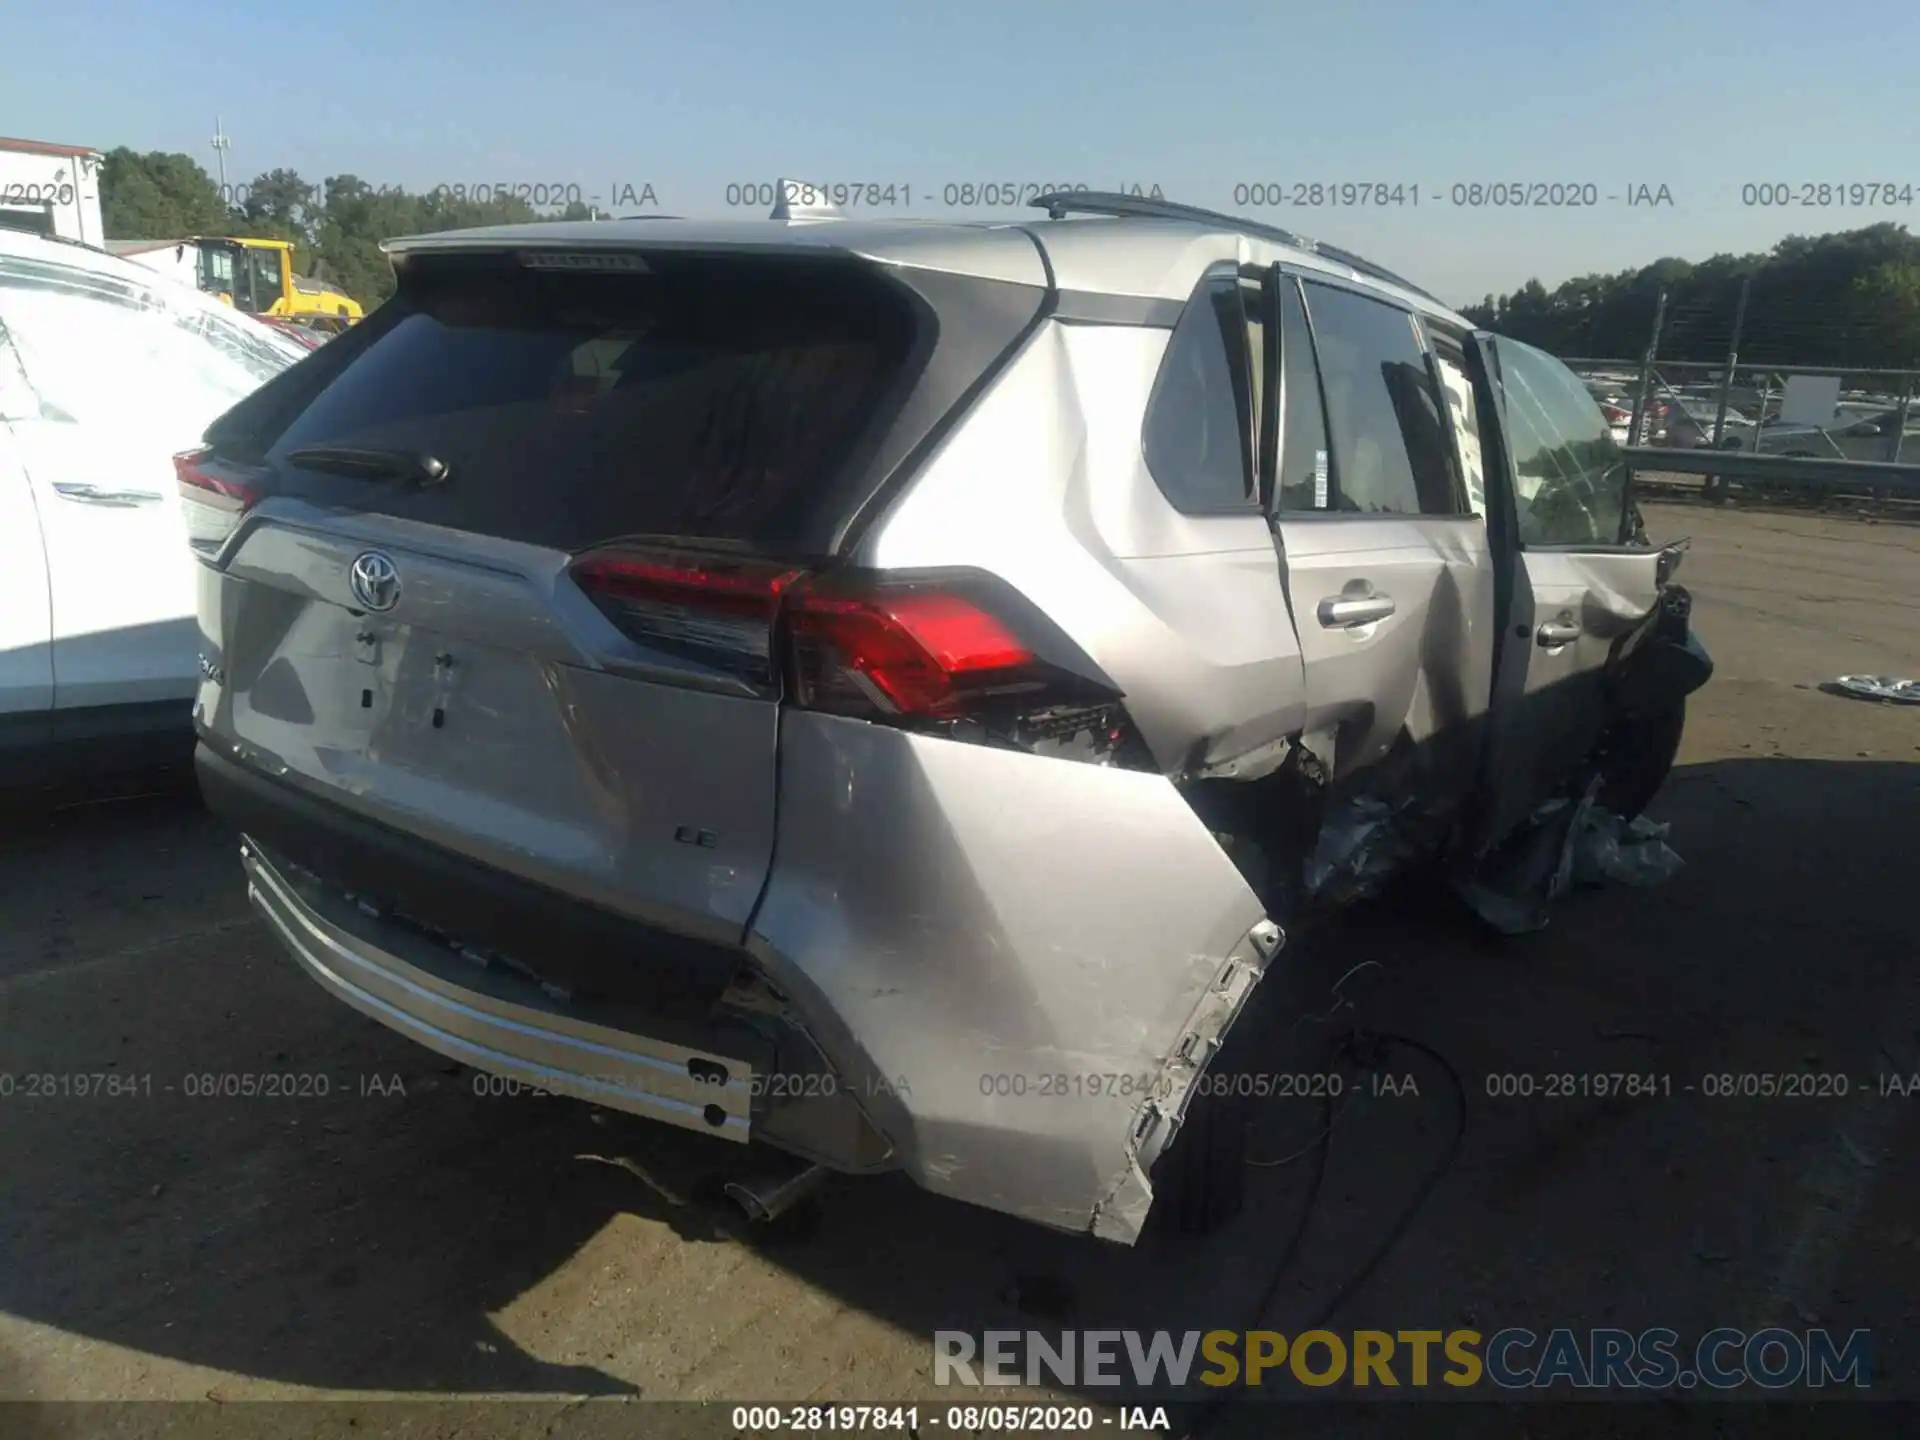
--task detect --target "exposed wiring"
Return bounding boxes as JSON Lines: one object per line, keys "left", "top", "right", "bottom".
{"left": 1243, "top": 958, "right": 1378, "bottom": 1167}
{"left": 1299, "top": 1031, "right": 1469, "bottom": 1332}
{"left": 1176, "top": 1025, "right": 1470, "bottom": 1440}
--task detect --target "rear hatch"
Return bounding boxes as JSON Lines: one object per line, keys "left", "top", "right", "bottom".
{"left": 187, "top": 241, "right": 1048, "bottom": 970}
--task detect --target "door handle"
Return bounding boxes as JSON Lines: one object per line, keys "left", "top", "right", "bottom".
{"left": 51, "top": 482, "right": 164, "bottom": 507}
{"left": 1317, "top": 593, "right": 1396, "bottom": 629}
{"left": 1536, "top": 617, "right": 1582, "bottom": 647}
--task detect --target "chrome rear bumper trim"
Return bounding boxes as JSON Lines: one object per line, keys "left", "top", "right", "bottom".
{"left": 243, "top": 844, "right": 754, "bottom": 1140}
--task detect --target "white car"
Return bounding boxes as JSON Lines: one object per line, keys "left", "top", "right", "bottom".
{"left": 0, "top": 229, "right": 305, "bottom": 784}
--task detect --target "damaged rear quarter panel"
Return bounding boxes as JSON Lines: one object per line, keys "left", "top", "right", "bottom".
{"left": 744, "top": 711, "right": 1277, "bottom": 1242}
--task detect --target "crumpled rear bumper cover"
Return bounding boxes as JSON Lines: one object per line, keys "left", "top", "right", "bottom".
{"left": 227, "top": 714, "right": 1284, "bottom": 1246}
{"left": 743, "top": 711, "right": 1283, "bottom": 1244}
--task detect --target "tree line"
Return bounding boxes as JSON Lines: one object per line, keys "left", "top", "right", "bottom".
{"left": 101, "top": 148, "right": 1920, "bottom": 368}
{"left": 99, "top": 148, "right": 594, "bottom": 308}
{"left": 1458, "top": 223, "right": 1920, "bottom": 370}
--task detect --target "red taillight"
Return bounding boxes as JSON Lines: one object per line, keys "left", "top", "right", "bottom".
{"left": 569, "top": 549, "right": 1125, "bottom": 739}
{"left": 571, "top": 551, "right": 803, "bottom": 616}
{"left": 568, "top": 547, "right": 804, "bottom": 684}
{"left": 175, "top": 448, "right": 262, "bottom": 557}
{"left": 785, "top": 586, "right": 1037, "bottom": 718}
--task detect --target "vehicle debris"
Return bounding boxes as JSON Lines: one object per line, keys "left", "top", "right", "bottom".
{"left": 1303, "top": 792, "right": 1423, "bottom": 906}
{"left": 1823, "top": 675, "right": 1920, "bottom": 705}
{"left": 1572, "top": 809, "right": 1685, "bottom": 889}
{"left": 1455, "top": 777, "right": 1683, "bottom": 935}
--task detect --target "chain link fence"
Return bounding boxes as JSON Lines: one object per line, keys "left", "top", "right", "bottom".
{"left": 1548, "top": 285, "right": 1920, "bottom": 503}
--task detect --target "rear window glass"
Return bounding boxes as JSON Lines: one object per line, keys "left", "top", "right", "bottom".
{"left": 0, "top": 253, "right": 297, "bottom": 435}
{"left": 261, "top": 254, "right": 922, "bottom": 553}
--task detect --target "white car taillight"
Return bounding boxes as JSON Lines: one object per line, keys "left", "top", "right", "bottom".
{"left": 174, "top": 447, "right": 261, "bottom": 558}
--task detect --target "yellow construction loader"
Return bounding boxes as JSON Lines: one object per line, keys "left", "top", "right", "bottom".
{"left": 111, "top": 235, "right": 363, "bottom": 323}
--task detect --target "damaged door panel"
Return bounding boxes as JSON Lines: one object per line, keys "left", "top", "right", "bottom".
{"left": 1464, "top": 332, "right": 1670, "bottom": 855}
{"left": 1269, "top": 274, "right": 1495, "bottom": 808}
{"left": 744, "top": 709, "right": 1282, "bottom": 1244}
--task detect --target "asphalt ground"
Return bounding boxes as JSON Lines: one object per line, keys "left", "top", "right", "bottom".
{"left": 1, "top": 498, "right": 1916, "bottom": 1438}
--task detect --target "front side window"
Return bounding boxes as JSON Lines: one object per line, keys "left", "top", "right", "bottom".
{"left": 1489, "top": 336, "right": 1629, "bottom": 547}
{"left": 1299, "top": 281, "right": 1458, "bottom": 515}
{"left": 1142, "top": 271, "right": 1262, "bottom": 513}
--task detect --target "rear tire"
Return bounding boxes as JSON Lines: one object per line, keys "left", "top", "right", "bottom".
{"left": 1596, "top": 701, "right": 1686, "bottom": 821}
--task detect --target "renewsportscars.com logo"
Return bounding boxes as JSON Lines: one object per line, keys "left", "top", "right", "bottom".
{"left": 934, "top": 1327, "right": 1872, "bottom": 1391}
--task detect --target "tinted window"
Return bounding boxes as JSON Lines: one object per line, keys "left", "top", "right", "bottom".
{"left": 1275, "top": 279, "right": 1332, "bottom": 512}
{"left": 1299, "top": 282, "right": 1458, "bottom": 515}
{"left": 260, "top": 253, "right": 921, "bottom": 553}
{"left": 1490, "top": 336, "right": 1628, "bottom": 547}
{"left": 1143, "top": 273, "right": 1259, "bottom": 512}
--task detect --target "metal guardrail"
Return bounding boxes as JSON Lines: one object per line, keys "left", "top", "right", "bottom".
{"left": 1622, "top": 446, "right": 1920, "bottom": 498}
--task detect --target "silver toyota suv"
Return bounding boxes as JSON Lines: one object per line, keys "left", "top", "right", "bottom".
{"left": 183, "top": 190, "right": 1708, "bottom": 1244}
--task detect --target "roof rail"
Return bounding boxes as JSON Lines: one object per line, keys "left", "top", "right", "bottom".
{"left": 1028, "top": 190, "right": 1446, "bottom": 308}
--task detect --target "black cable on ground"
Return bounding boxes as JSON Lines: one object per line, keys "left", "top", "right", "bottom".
{"left": 1175, "top": 1027, "right": 1470, "bottom": 1440}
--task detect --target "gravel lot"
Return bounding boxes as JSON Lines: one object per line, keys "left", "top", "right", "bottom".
{"left": 2, "top": 499, "right": 1916, "bottom": 1436}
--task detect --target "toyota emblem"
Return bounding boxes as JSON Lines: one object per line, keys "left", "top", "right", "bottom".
{"left": 348, "top": 550, "right": 402, "bottom": 612}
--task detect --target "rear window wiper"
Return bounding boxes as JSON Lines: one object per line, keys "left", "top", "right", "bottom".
{"left": 283, "top": 445, "right": 451, "bottom": 487}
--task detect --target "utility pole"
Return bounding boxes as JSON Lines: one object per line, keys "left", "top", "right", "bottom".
{"left": 210, "top": 118, "right": 232, "bottom": 198}
{"left": 1709, "top": 275, "right": 1752, "bottom": 448}
{"left": 1627, "top": 290, "right": 1668, "bottom": 449}
{"left": 1705, "top": 275, "right": 1753, "bottom": 501}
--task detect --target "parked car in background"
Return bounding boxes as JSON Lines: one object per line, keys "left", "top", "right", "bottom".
{"left": 186, "top": 192, "right": 1707, "bottom": 1244}
{"left": 1657, "top": 397, "right": 1755, "bottom": 449}
{"left": 1758, "top": 404, "right": 1920, "bottom": 461}
{"left": 1596, "top": 397, "right": 1633, "bottom": 444}
{"left": 0, "top": 229, "right": 304, "bottom": 784}
{"left": 252, "top": 314, "right": 328, "bottom": 350}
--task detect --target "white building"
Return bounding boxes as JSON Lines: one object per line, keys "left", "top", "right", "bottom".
{"left": 0, "top": 137, "right": 105, "bottom": 247}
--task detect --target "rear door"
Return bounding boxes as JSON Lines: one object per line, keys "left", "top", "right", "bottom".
{"left": 1268, "top": 273, "right": 1494, "bottom": 806}
{"left": 191, "top": 246, "right": 1039, "bottom": 949}
{"left": 1464, "top": 332, "right": 1664, "bottom": 851}
{"left": 0, "top": 248, "right": 294, "bottom": 711}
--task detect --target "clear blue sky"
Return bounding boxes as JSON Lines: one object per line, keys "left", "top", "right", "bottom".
{"left": 9, "top": 0, "right": 1918, "bottom": 305}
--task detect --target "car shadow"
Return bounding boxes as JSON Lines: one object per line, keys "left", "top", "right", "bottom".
{"left": 1, "top": 752, "right": 1915, "bottom": 1411}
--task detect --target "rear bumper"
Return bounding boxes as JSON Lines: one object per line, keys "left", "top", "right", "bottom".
{"left": 242, "top": 839, "right": 759, "bottom": 1139}
{"left": 202, "top": 719, "right": 1283, "bottom": 1245}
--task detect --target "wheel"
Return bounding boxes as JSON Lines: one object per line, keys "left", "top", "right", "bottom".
{"left": 1595, "top": 701, "right": 1686, "bottom": 821}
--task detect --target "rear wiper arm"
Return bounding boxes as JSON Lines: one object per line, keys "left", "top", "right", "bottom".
{"left": 284, "top": 445, "right": 451, "bottom": 487}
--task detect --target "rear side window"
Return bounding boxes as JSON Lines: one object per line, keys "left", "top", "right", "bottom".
{"left": 1142, "top": 272, "right": 1261, "bottom": 513}
{"left": 1299, "top": 281, "right": 1459, "bottom": 515}
{"left": 258, "top": 253, "right": 922, "bottom": 554}
{"left": 1275, "top": 278, "right": 1332, "bottom": 512}
{"left": 1425, "top": 324, "right": 1487, "bottom": 516}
